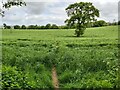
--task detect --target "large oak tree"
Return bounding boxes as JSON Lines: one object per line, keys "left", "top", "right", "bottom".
{"left": 65, "top": 2, "right": 99, "bottom": 37}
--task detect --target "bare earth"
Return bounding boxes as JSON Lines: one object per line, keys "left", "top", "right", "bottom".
{"left": 52, "top": 66, "right": 59, "bottom": 89}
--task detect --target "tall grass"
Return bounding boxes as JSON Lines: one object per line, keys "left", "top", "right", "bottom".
{"left": 2, "top": 26, "right": 119, "bottom": 88}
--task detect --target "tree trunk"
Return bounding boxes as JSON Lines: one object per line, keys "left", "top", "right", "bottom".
{"left": 76, "top": 31, "right": 80, "bottom": 37}
{"left": 76, "top": 19, "right": 81, "bottom": 37}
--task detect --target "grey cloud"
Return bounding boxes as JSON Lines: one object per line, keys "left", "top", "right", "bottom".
{"left": 24, "top": 2, "right": 46, "bottom": 15}
{"left": 2, "top": 2, "right": 46, "bottom": 25}
{"left": 118, "top": 1, "right": 120, "bottom": 20}
{"left": 0, "top": 17, "right": 2, "bottom": 25}
{"left": 93, "top": 1, "right": 118, "bottom": 22}
{"left": 1, "top": 1, "right": 119, "bottom": 25}
{"left": 2, "top": 15, "right": 26, "bottom": 25}
{"left": 24, "top": 14, "right": 66, "bottom": 25}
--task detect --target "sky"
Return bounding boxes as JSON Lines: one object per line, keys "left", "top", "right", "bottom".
{"left": 0, "top": 0, "right": 119, "bottom": 26}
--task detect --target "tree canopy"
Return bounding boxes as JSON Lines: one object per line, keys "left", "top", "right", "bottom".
{"left": 0, "top": 0, "right": 26, "bottom": 17}
{"left": 65, "top": 2, "right": 99, "bottom": 37}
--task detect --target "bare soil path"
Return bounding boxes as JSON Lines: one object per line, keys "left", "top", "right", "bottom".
{"left": 52, "top": 66, "right": 59, "bottom": 89}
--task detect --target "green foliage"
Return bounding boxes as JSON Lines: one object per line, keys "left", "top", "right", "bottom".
{"left": 3, "top": 24, "right": 60, "bottom": 29}
{"left": 45, "top": 24, "right": 51, "bottom": 29}
{"left": 92, "top": 20, "right": 108, "bottom": 27}
{"left": 3, "top": 0, "right": 26, "bottom": 9}
{"left": 21, "top": 25, "right": 26, "bottom": 29}
{"left": 59, "top": 71, "right": 74, "bottom": 84}
{"left": 65, "top": 2, "right": 99, "bottom": 37}
{"left": 2, "top": 64, "right": 52, "bottom": 89}
{"left": 0, "top": 0, "right": 26, "bottom": 17}
{"left": 51, "top": 24, "right": 59, "bottom": 29}
{"left": 118, "top": 21, "right": 120, "bottom": 25}
{"left": 3, "top": 23, "right": 11, "bottom": 29}
{"left": 14, "top": 25, "right": 21, "bottom": 29}
{"left": 2, "top": 65, "right": 30, "bottom": 89}
{"left": 27, "top": 25, "right": 38, "bottom": 29}
{"left": 2, "top": 26, "right": 118, "bottom": 88}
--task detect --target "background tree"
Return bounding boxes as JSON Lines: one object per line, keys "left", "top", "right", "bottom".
{"left": 65, "top": 2, "right": 99, "bottom": 37}
{"left": 3, "top": 23, "right": 11, "bottom": 29}
{"left": 51, "top": 24, "right": 59, "bottom": 29}
{"left": 3, "top": 23, "right": 7, "bottom": 29}
{"left": 14, "top": 25, "right": 20, "bottom": 29}
{"left": 118, "top": 21, "right": 120, "bottom": 25}
{"left": 45, "top": 24, "right": 51, "bottom": 29}
{"left": 92, "top": 20, "right": 108, "bottom": 27}
{"left": 3, "top": 0, "right": 26, "bottom": 8}
{"left": 21, "top": 25, "right": 26, "bottom": 29}
{"left": 6, "top": 26, "right": 11, "bottom": 29}
{"left": 40, "top": 25, "right": 45, "bottom": 29}
{"left": 59, "top": 25, "right": 69, "bottom": 29}
{"left": 0, "top": 0, "right": 26, "bottom": 17}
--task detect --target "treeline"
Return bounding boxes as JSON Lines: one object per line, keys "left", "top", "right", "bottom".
{"left": 88, "top": 20, "right": 119, "bottom": 27}
{"left": 3, "top": 23, "right": 61, "bottom": 29}
{"left": 3, "top": 20, "right": 119, "bottom": 29}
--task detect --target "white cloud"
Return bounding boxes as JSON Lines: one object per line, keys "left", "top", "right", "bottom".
{"left": 1, "top": 0, "right": 119, "bottom": 25}
{"left": 94, "top": 2, "right": 118, "bottom": 22}
{"left": 24, "top": 0, "right": 119, "bottom": 3}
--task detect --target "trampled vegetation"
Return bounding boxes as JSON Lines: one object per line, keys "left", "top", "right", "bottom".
{"left": 1, "top": 26, "right": 119, "bottom": 89}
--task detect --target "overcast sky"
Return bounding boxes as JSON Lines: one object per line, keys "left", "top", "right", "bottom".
{"left": 0, "top": 0, "right": 119, "bottom": 26}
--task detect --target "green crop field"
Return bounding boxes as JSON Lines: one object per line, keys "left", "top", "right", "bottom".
{"left": 1, "top": 26, "right": 119, "bottom": 89}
